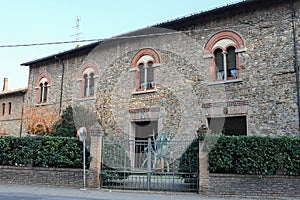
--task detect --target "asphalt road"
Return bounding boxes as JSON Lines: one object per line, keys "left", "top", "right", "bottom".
{"left": 0, "top": 184, "right": 235, "bottom": 200}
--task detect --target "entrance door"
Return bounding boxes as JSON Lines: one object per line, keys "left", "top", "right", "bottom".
{"left": 134, "top": 121, "right": 158, "bottom": 168}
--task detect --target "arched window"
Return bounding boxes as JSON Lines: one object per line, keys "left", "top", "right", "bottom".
{"left": 204, "top": 30, "right": 246, "bottom": 82}
{"left": 77, "top": 61, "right": 99, "bottom": 98}
{"left": 2, "top": 103, "right": 5, "bottom": 115}
{"left": 35, "top": 72, "right": 51, "bottom": 104}
{"left": 39, "top": 78, "right": 48, "bottom": 103}
{"left": 8, "top": 102, "right": 11, "bottom": 115}
{"left": 130, "top": 48, "right": 160, "bottom": 92}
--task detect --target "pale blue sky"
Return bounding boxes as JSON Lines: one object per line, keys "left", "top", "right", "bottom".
{"left": 0, "top": 0, "right": 237, "bottom": 90}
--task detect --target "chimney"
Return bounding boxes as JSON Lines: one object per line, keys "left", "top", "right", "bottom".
{"left": 3, "top": 78, "right": 8, "bottom": 92}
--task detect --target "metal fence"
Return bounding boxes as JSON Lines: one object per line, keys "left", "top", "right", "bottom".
{"left": 101, "top": 138, "right": 198, "bottom": 192}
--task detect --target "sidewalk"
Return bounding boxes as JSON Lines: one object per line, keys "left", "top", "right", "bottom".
{"left": 0, "top": 184, "right": 235, "bottom": 200}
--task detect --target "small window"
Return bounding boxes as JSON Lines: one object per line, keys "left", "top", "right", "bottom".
{"left": 214, "top": 46, "right": 237, "bottom": 80}
{"left": 77, "top": 61, "right": 98, "bottom": 98}
{"left": 39, "top": 81, "right": 48, "bottom": 103}
{"left": 83, "top": 72, "right": 95, "bottom": 97}
{"left": 8, "top": 102, "right": 11, "bottom": 115}
{"left": 204, "top": 30, "right": 245, "bottom": 82}
{"left": 2, "top": 103, "right": 5, "bottom": 115}
{"left": 35, "top": 72, "right": 51, "bottom": 104}
{"left": 130, "top": 48, "right": 160, "bottom": 92}
{"left": 214, "top": 49, "right": 224, "bottom": 79}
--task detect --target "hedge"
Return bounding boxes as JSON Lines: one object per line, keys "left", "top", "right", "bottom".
{"left": 0, "top": 136, "right": 90, "bottom": 168}
{"left": 208, "top": 135, "right": 300, "bottom": 175}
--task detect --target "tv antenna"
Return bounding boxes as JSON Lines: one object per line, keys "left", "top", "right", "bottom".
{"left": 70, "top": 16, "right": 83, "bottom": 47}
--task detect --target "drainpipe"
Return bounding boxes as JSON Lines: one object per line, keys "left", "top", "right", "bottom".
{"left": 19, "top": 91, "right": 25, "bottom": 137}
{"left": 55, "top": 56, "right": 65, "bottom": 114}
{"left": 291, "top": 1, "right": 300, "bottom": 131}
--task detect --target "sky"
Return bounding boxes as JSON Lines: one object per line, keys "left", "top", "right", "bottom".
{"left": 0, "top": 0, "right": 237, "bottom": 90}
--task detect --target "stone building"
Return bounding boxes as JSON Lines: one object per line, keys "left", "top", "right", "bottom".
{"left": 0, "top": 78, "right": 27, "bottom": 136}
{"left": 14, "top": 0, "right": 300, "bottom": 140}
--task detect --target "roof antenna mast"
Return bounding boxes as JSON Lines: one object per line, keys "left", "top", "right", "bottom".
{"left": 70, "top": 16, "right": 83, "bottom": 48}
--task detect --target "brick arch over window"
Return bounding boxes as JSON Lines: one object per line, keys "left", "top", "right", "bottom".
{"left": 204, "top": 30, "right": 245, "bottom": 54}
{"left": 130, "top": 48, "right": 160, "bottom": 91}
{"left": 204, "top": 30, "right": 246, "bottom": 81}
{"left": 35, "top": 72, "right": 51, "bottom": 104}
{"left": 77, "top": 61, "right": 99, "bottom": 98}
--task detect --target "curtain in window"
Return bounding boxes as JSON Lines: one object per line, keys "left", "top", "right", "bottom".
{"left": 214, "top": 49, "right": 224, "bottom": 71}
{"left": 147, "top": 62, "right": 154, "bottom": 88}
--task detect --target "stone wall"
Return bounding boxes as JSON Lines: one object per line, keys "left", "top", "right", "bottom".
{"left": 23, "top": 0, "right": 300, "bottom": 138}
{"left": 208, "top": 173, "right": 300, "bottom": 198}
{"left": 0, "top": 166, "right": 87, "bottom": 188}
{"left": 0, "top": 91, "right": 25, "bottom": 136}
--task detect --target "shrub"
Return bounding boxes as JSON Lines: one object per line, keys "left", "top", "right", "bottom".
{"left": 209, "top": 136, "right": 300, "bottom": 175}
{"left": 0, "top": 136, "right": 90, "bottom": 168}
{"left": 179, "top": 135, "right": 300, "bottom": 176}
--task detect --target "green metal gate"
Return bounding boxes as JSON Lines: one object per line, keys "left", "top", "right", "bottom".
{"left": 100, "top": 138, "right": 199, "bottom": 192}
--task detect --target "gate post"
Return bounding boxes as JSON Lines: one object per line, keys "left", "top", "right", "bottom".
{"left": 199, "top": 140, "right": 209, "bottom": 194}
{"left": 147, "top": 138, "right": 152, "bottom": 190}
{"left": 88, "top": 127, "right": 103, "bottom": 188}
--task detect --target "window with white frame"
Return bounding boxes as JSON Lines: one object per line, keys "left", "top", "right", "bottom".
{"left": 130, "top": 48, "right": 160, "bottom": 92}
{"left": 77, "top": 61, "right": 99, "bottom": 98}
{"left": 35, "top": 72, "right": 51, "bottom": 104}
{"left": 138, "top": 56, "right": 155, "bottom": 90}
{"left": 204, "top": 30, "right": 246, "bottom": 82}
{"left": 83, "top": 69, "right": 95, "bottom": 97}
{"left": 39, "top": 77, "right": 49, "bottom": 103}
{"left": 214, "top": 46, "right": 238, "bottom": 80}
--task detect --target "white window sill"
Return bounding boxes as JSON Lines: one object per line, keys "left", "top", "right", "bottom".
{"left": 208, "top": 78, "right": 242, "bottom": 86}
{"left": 77, "top": 96, "right": 96, "bottom": 101}
{"left": 132, "top": 89, "right": 157, "bottom": 95}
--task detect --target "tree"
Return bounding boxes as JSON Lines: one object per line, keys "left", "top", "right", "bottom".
{"left": 53, "top": 106, "right": 77, "bottom": 137}
{"left": 24, "top": 106, "right": 59, "bottom": 136}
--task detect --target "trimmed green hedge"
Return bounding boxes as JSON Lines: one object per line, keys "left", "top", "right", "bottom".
{"left": 209, "top": 136, "right": 300, "bottom": 175}
{"left": 0, "top": 136, "right": 90, "bottom": 168}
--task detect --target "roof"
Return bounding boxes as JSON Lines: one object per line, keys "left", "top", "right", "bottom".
{"left": 21, "top": 0, "right": 290, "bottom": 66}
{"left": 21, "top": 41, "right": 101, "bottom": 66}
{"left": 0, "top": 88, "right": 28, "bottom": 96}
{"left": 156, "top": 0, "right": 290, "bottom": 30}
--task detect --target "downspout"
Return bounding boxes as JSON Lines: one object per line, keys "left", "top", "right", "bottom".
{"left": 55, "top": 56, "right": 65, "bottom": 114}
{"left": 291, "top": 1, "right": 300, "bottom": 131}
{"left": 19, "top": 91, "right": 25, "bottom": 137}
